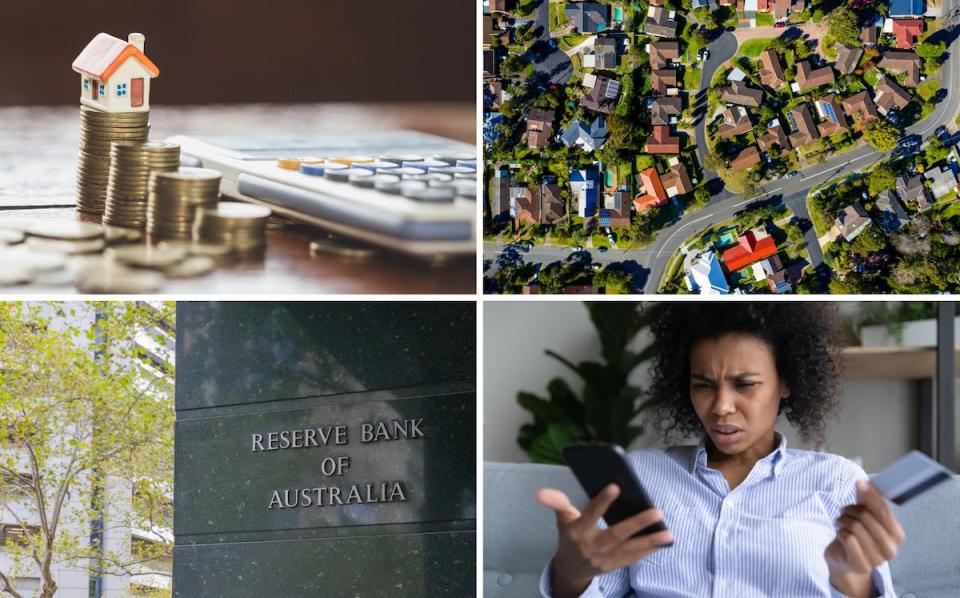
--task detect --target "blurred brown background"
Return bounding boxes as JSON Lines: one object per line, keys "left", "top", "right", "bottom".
{"left": 0, "top": 0, "right": 474, "bottom": 105}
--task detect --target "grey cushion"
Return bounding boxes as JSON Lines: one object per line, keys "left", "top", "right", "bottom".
{"left": 484, "top": 461, "right": 960, "bottom": 598}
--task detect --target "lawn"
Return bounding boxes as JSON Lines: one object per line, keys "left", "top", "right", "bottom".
{"left": 740, "top": 38, "right": 775, "bottom": 57}
{"left": 684, "top": 66, "right": 703, "bottom": 90}
{"left": 756, "top": 12, "right": 774, "bottom": 27}
{"left": 550, "top": 3, "right": 566, "bottom": 30}
{"left": 863, "top": 69, "right": 880, "bottom": 87}
{"left": 591, "top": 232, "right": 611, "bottom": 249}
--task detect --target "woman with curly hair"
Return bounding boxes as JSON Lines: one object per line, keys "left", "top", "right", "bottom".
{"left": 536, "top": 302, "right": 904, "bottom": 598}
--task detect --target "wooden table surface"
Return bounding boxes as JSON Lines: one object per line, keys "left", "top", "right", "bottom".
{"left": 0, "top": 103, "right": 477, "bottom": 294}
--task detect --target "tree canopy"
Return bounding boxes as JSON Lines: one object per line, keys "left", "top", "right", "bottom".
{"left": 865, "top": 119, "right": 900, "bottom": 152}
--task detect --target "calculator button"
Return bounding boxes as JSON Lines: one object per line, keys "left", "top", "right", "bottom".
{"left": 407, "top": 173, "right": 454, "bottom": 184}
{"left": 433, "top": 153, "right": 476, "bottom": 165}
{"left": 401, "top": 183, "right": 455, "bottom": 203}
{"left": 348, "top": 171, "right": 376, "bottom": 188}
{"left": 392, "top": 167, "right": 428, "bottom": 177}
{"left": 353, "top": 161, "right": 399, "bottom": 172}
{"left": 454, "top": 180, "right": 476, "bottom": 200}
{"left": 299, "top": 163, "right": 326, "bottom": 176}
{"left": 456, "top": 159, "right": 477, "bottom": 169}
{"left": 325, "top": 167, "right": 371, "bottom": 183}
{"left": 371, "top": 174, "right": 402, "bottom": 194}
{"left": 379, "top": 153, "right": 423, "bottom": 163}
{"left": 277, "top": 157, "right": 301, "bottom": 170}
{"left": 429, "top": 166, "right": 475, "bottom": 176}
{"left": 403, "top": 160, "right": 448, "bottom": 171}
{"left": 328, "top": 155, "right": 374, "bottom": 166}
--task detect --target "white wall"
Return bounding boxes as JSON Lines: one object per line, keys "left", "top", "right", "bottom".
{"left": 483, "top": 301, "right": 918, "bottom": 473}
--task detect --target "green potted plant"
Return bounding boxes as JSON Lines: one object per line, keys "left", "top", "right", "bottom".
{"left": 516, "top": 302, "right": 655, "bottom": 463}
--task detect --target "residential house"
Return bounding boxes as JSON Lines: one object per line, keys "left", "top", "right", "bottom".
{"left": 634, "top": 167, "right": 669, "bottom": 211}
{"left": 832, "top": 203, "right": 872, "bottom": 242}
{"left": 926, "top": 164, "right": 958, "bottom": 200}
{"left": 879, "top": 51, "right": 922, "bottom": 86}
{"left": 896, "top": 173, "right": 933, "bottom": 211}
{"left": 759, "top": 49, "right": 787, "bottom": 89}
{"left": 598, "top": 191, "right": 633, "bottom": 228}
{"left": 722, "top": 229, "right": 778, "bottom": 273}
{"left": 650, "top": 96, "right": 683, "bottom": 126}
{"left": 571, "top": 168, "right": 600, "bottom": 217}
{"left": 717, "top": 106, "right": 753, "bottom": 139}
{"left": 719, "top": 80, "right": 763, "bottom": 107}
{"left": 483, "top": 49, "right": 496, "bottom": 79}
{"left": 684, "top": 251, "right": 731, "bottom": 294}
{"left": 646, "top": 124, "right": 681, "bottom": 154}
{"left": 583, "top": 37, "right": 618, "bottom": 69}
{"left": 875, "top": 189, "right": 909, "bottom": 233}
{"left": 815, "top": 94, "right": 850, "bottom": 136}
{"left": 762, "top": 254, "right": 795, "bottom": 294}
{"left": 526, "top": 108, "right": 555, "bottom": 149}
{"left": 730, "top": 146, "right": 761, "bottom": 171}
{"left": 787, "top": 103, "right": 820, "bottom": 147}
{"left": 648, "top": 41, "right": 680, "bottom": 70}
{"left": 842, "top": 91, "right": 880, "bottom": 124}
{"left": 651, "top": 69, "right": 679, "bottom": 95}
{"left": 795, "top": 60, "right": 836, "bottom": 93}
{"left": 511, "top": 185, "right": 541, "bottom": 226}
{"left": 490, "top": 165, "right": 511, "bottom": 222}
{"left": 661, "top": 162, "right": 694, "bottom": 197}
{"left": 541, "top": 178, "right": 566, "bottom": 224}
{"left": 646, "top": 6, "right": 679, "bottom": 38}
{"left": 566, "top": 2, "right": 610, "bottom": 33}
{"left": 834, "top": 43, "right": 864, "bottom": 76}
{"left": 757, "top": 119, "right": 792, "bottom": 151}
{"left": 489, "top": 0, "right": 511, "bottom": 12}
{"left": 893, "top": 19, "right": 924, "bottom": 49}
{"left": 773, "top": 0, "right": 806, "bottom": 20}
{"left": 889, "top": 0, "right": 925, "bottom": 17}
{"left": 874, "top": 75, "right": 913, "bottom": 114}
{"left": 72, "top": 32, "right": 158, "bottom": 113}
{"left": 581, "top": 75, "right": 621, "bottom": 113}
{"left": 862, "top": 23, "right": 879, "bottom": 46}
{"left": 560, "top": 117, "right": 608, "bottom": 152}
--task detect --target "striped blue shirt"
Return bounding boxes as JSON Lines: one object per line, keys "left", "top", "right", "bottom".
{"left": 540, "top": 434, "right": 895, "bottom": 597}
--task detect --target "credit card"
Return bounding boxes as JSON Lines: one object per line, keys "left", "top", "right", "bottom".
{"left": 870, "top": 450, "right": 955, "bottom": 505}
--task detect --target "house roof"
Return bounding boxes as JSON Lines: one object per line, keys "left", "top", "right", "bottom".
{"left": 834, "top": 43, "right": 864, "bottom": 75}
{"left": 649, "top": 41, "right": 680, "bottom": 69}
{"left": 795, "top": 60, "right": 835, "bottom": 92}
{"left": 861, "top": 24, "right": 878, "bottom": 45}
{"left": 650, "top": 96, "right": 682, "bottom": 126}
{"left": 722, "top": 230, "right": 778, "bottom": 272}
{"left": 879, "top": 51, "right": 922, "bottom": 86}
{"left": 717, "top": 106, "right": 753, "bottom": 139}
{"left": 720, "top": 80, "right": 763, "bottom": 107}
{"left": 646, "top": 125, "right": 680, "bottom": 154}
{"left": 526, "top": 108, "right": 555, "bottom": 149}
{"left": 661, "top": 163, "right": 693, "bottom": 197}
{"left": 581, "top": 76, "right": 621, "bottom": 113}
{"left": 730, "top": 146, "right": 761, "bottom": 171}
{"left": 651, "top": 69, "right": 679, "bottom": 95}
{"left": 841, "top": 91, "right": 880, "bottom": 123}
{"left": 890, "top": 0, "right": 925, "bottom": 16}
{"left": 634, "top": 167, "right": 668, "bottom": 211}
{"left": 560, "top": 117, "right": 608, "bottom": 151}
{"left": 875, "top": 189, "right": 909, "bottom": 232}
{"left": 816, "top": 94, "right": 850, "bottom": 136}
{"left": 893, "top": 18, "right": 925, "bottom": 49}
{"left": 926, "top": 164, "right": 958, "bottom": 198}
{"left": 566, "top": 2, "right": 610, "bottom": 33}
{"left": 787, "top": 103, "right": 820, "bottom": 146}
{"left": 874, "top": 75, "right": 913, "bottom": 113}
{"left": 685, "top": 251, "right": 730, "bottom": 294}
{"left": 834, "top": 203, "right": 871, "bottom": 239}
{"left": 757, "top": 120, "right": 791, "bottom": 151}
{"left": 511, "top": 185, "right": 541, "bottom": 225}
{"left": 72, "top": 33, "right": 159, "bottom": 81}
{"left": 758, "top": 49, "right": 787, "bottom": 88}
{"left": 646, "top": 7, "right": 679, "bottom": 37}
{"left": 541, "top": 180, "right": 566, "bottom": 223}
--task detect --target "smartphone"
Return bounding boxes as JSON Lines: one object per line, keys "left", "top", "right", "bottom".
{"left": 562, "top": 443, "right": 672, "bottom": 544}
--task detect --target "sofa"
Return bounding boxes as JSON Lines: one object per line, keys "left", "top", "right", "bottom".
{"left": 484, "top": 461, "right": 960, "bottom": 597}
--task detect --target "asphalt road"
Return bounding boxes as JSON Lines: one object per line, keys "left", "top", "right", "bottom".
{"left": 486, "top": 0, "right": 960, "bottom": 293}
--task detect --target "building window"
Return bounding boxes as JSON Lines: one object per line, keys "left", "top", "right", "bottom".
{"left": 1, "top": 524, "right": 40, "bottom": 547}
{"left": 98, "top": 83, "right": 105, "bottom": 96}
{"left": 83, "top": 78, "right": 89, "bottom": 90}
{"left": 116, "top": 83, "right": 128, "bottom": 97}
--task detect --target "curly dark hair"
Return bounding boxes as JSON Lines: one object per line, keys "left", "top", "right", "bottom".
{"left": 645, "top": 302, "right": 842, "bottom": 445}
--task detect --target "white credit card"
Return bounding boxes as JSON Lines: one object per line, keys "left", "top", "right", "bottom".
{"left": 871, "top": 450, "right": 955, "bottom": 505}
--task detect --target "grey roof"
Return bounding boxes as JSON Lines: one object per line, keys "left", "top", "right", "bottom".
{"left": 875, "top": 189, "right": 909, "bottom": 233}
{"left": 566, "top": 2, "right": 610, "bottom": 33}
{"left": 926, "top": 165, "right": 958, "bottom": 199}
{"left": 559, "top": 117, "right": 608, "bottom": 152}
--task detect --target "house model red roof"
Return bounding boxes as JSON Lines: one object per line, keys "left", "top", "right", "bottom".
{"left": 892, "top": 19, "right": 924, "bottom": 49}
{"left": 722, "top": 230, "right": 778, "bottom": 272}
{"left": 633, "top": 167, "right": 668, "bottom": 212}
{"left": 72, "top": 32, "right": 159, "bottom": 80}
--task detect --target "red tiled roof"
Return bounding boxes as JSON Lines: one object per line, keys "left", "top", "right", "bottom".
{"left": 722, "top": 231, "right": 778, "bottom": 272}
{"left": 634, "top": 167, "right": 668, "bottom": 211}
{"left": 893, "top": 18, "right": 924, "bottom": 49}
{"left": 645, "top": 125, "right": 680, "bottom": 154}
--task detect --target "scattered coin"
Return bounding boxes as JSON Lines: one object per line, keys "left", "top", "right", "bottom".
{"left": 309, "top": 237, "right": 378, "bottom": 259}
{"left": 25, "top": 237, "right": 107, "bottom": 255}
{"left": 74, "top": 260, "right": 165, "bottom": 293}
{"left": 26, "top": 220, "right": 105, "bottom": 241}
{"left": 0, "top": 265, "right": 34, "bottom": 286}
{"left": 105, "top": 244, "right": 189, "bottom": 269}
{"left": 163, "top": 255, "right": 217, "bottom": 278}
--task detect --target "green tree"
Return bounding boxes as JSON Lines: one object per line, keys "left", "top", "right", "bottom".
{"left": 915, "top": 41, "right": 947, "bottom": 63}
{"left": 694, "top": 186, "right": 712, "bottom": 206}
{"left": 851, "top": 225, "right": 886, "bottom": 256}
{"left": 594, "top": 267, "right": 634, "bottom": 294}
{"left": 828, "top": 9, "right": 860, "bottom": 45}
{"left": 868, "top": 165, "right": 897, "bottom": 196}
{"left": 864, "top": 119, "right": 901, "bottom": 152}
{"left": 916, "top": 79, "right": 941, "bottom": 103}
{"left": 923, "top": 138, "right": 951, "bottom": 167}
{"left": 0, "top": 302, "right": 175, "bottom": 598}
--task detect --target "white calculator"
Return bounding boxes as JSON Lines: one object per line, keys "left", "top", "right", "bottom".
{"left": 167, "top": 131, "right": 477, "bottom": 256}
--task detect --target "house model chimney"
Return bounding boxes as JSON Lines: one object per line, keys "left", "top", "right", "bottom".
{"left": 128, "top": 32, "right": 145, "bottom": 52}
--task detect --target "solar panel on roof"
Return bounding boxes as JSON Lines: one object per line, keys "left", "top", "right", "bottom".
{"left": 599, "top": 210, "right": 612, "bottom": 226}
{"left": 822, "top": 102, "right": 838, "bottom": 123}
{"left": 605, "top": 81, "right": 621, "bottom": 98}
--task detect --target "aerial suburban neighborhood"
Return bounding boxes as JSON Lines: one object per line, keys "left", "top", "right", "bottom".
{"left": 483, "top": 0, "right": 960, "bottom": 294}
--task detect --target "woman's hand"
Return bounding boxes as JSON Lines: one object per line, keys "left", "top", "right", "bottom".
{"left": 536, "top": 484, "right": 674, "bottom": 598}
{"left": 825, "top": 480, "right": 905, "bottom": 598}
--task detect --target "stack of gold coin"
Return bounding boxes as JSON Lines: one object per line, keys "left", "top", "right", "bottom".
{"left": 76, "top": 105, "right": 150, "bottom": 215}
{"left": 194, "top": 202, "right": 272, "bottom": 254}
{"left": 146, "top": 167, "right": 221, "bottom": 240}
{"left": 103, "top": 140, "right": 181, "bottom": 229}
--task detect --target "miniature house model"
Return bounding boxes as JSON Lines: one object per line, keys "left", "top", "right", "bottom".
{"left": 72, "top": 32, "right": 159, "bottom": 113}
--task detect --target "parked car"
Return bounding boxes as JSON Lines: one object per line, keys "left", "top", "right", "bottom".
{"left": 571, "top": 245, "right": 584, "bottom": 252}
{"left": 774, "top": 22, "right": 786, "bottom": 28}
{"left": 787, "top": 171, "right": 799, "bottom": 179}
{"left": 598, "top": 246, "right": 608, "bottom": 253}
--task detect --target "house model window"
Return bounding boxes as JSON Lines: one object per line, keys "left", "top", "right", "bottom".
{"left": 71, "top": 32, "right": 159, "bottom": 113}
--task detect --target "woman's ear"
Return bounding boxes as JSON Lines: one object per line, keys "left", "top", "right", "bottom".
{"left": 779, "top": 381, "right": 790, "bottom": 401}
